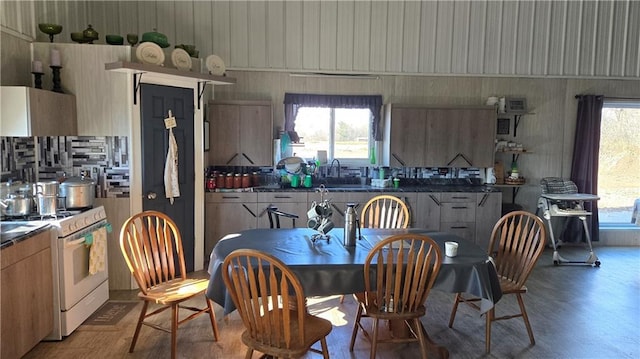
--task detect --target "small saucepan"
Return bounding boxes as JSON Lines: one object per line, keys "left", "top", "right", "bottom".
{"left": 0, "top": 194, "right": 33, "bottom": 217}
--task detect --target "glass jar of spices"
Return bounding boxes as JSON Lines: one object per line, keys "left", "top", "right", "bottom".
{"left": 233, "top": 173, "right": 242, "bottom": 188}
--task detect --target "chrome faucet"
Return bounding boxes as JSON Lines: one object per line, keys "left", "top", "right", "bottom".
{"left": 328, "top": 158, "right": 341, "bottom": 178}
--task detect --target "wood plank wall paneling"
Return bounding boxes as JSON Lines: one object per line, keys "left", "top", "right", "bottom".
{"left": 353, "top": 1, "right": 371, "bottom": 72}
{"left": 267, "top": 1, "right": 285, "bottom": 69}
{"left": 302, "top": 1, "right": 320, "bottom": 70}
{"left": 451, "top": 1, "right": 470, "bottom": 74}
{"left": 284, "top": 0, "right": 302, "bottom": 70}
{"left": 248, "top": 1, "right": 267, "bottom": 69}
{"left": 95, "top": 197, "right": 133, "bottom": 290}
{"left": 319, "top": 1, "right": 337, "bottom": 71}
{"left": 336, "top": 1, "right": 354, "bottom": 71}
{"left": 3, "top": 0, "right": 639, "bottom": 79}
{"left": 5, "top": 0, "right": 640, "bottom": 78}
{"left": 626, "top": 1, "right": 640, "bottom": 77}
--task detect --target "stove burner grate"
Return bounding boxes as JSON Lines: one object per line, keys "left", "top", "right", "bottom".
{"left": 2, "top": 210, "right": 84, "bottom": 222}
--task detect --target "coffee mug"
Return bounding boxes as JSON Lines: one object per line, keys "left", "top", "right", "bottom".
{"left": 307, "top": 202, "right": 321, "bottom": 218}
{"left": 291, "top": 174, "right": 300, "bottom": 187}
{"left": 307, "top": 217, "right": 321, "bottom": 230}
{"left": 445, "top": 241, "right": 459, "bottom": 257}
{"left": 317, "top": 203, "right": 333, "bottom": 218}
{"left": 317, "top": 218, "right": 334, "bottom": 235}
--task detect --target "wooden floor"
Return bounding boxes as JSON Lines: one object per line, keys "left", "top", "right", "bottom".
{"left": 25, "top": 246, "right": 640, "bottom": 359}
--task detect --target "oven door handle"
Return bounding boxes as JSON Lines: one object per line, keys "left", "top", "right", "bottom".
{"left": 66, "top": 237, "right": 88, "bottom": 247}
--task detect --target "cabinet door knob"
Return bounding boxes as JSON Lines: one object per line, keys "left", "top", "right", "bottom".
{"left": 146, "top": 191, "right": 157, "bottom": 200}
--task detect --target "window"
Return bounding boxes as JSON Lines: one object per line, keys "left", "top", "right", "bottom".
{"left": 283, "top": 93, "right": 383, "bottom": 165}
{"left": 293, "top": 107, "right": 371, "bottom": 164}
{"left": 598, "top": 101, "right": 640, "bottom": 224}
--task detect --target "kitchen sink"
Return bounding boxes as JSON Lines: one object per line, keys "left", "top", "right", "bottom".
{"left": 321, "top": 184, "right": 369, "bottom": 191}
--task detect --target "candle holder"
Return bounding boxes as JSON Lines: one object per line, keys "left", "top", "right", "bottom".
{"left": 50, "top": 66, "right": 63, "bottom": 93}
{"left": 31, "top": 72, "right": 44, "bottom": 89}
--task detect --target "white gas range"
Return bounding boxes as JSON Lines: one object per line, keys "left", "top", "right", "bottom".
{"left": 39, "top": 205, "right": 110, "bottom": 340}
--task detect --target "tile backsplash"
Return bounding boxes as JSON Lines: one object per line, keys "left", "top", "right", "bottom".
{"left": 1, "top": 136, "right": 130, "bottom": 198}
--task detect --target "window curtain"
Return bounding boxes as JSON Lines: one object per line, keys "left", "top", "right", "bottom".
{"left": 283, "top": 93, "right": 384, "bottom": 142}
{"left": 568, "top": 95, "right": 604, "bottom": 242}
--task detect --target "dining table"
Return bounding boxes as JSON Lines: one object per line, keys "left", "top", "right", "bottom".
{"left": 206, "top": 227, "right": 502, "bottom": 358}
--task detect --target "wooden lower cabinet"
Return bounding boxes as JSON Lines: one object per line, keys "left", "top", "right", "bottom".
{"left": 204, "top": 190, "right": 502, "bottom": 255}
{"left": 475, "top": 192, "right": 502, "bottom": 250}
{"left": 414, "top": 193, "right": 442, "bottom": 231}
{"left": 1, "top": 230, "right": 54, "bottom": 359}
{"left": 257, "top": 192, "right": 309, "bottom": 229}
{"left": 439, "top": 192, "right": 477, "bottom": 243}
{"left": 205, "top": 193, "right": 258, "bottom": 256}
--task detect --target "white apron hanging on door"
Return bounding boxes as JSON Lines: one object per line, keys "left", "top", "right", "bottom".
{"left": 164, "top": 110, "right": 180, "bottom": 204}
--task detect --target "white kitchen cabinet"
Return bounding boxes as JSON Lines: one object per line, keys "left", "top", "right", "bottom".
{"left": 475, "top": 191, "right": 502, "bottom": 250}
{"left": 208, "top": 100, "right": 273, "bottom": 166}
{"left": 205, "top": 192, "right": 258, "bottom": 255}
{"left": 1, "top": 86, "right": 77, "bottom": 136}
{"left": 257, "top": 192, "right": 309, "bottom": 228}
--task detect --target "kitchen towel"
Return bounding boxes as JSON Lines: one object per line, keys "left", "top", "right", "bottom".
{"left": 164, "top": 127, "right": 180, "bottom": 204}
{"left": 89, "top": 226, "right": 107, "bottom": 275}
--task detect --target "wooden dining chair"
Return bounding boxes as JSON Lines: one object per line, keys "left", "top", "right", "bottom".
{"left": 222, "top": 249, "right": 333, "bottom": 359}
{"left": 119, "top": 210, "right": 220, "bottom": 359}
{"left": 340, "top": 194, "right": 411, "bottom": 303}
{"left": 360, "top": 195, "right": 410, "bottom": 229}
{"left": 349, "top": 234, "right": 442, "bottom": 359}
{"left": 448, "top": 210, "right": 547, "bottom": 353}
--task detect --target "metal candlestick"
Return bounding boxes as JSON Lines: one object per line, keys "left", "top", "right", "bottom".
{"left": 31, "top": 72, "right": 44, "bottom": 89}
{"left": 50, "top": 66, "right": 63, "bottom": 93}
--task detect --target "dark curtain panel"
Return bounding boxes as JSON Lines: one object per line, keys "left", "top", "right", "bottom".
{"left": 568, "top": 95, "right": 604, "bottom": 242}
{"left": 283, "top": 93, "right": 384, "bottom": 141}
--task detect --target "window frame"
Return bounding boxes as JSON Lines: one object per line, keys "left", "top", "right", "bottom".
{"left": 598, "top": 99, "right": 640, "bottom": 226}
{"left": 295, "top": 106, "right": 373, "bottom": 166}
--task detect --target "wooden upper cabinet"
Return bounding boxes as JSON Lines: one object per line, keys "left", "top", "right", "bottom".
{"left": 426, "top": 108, "right": 496, "bottom": 168}
{"left": 387, "top": 105, "right": 496, "bottom": 167}
{"left": 0, "top": 87, "right": 77, "bottom": 136}
{"left": 208, "top": 100, "right": 273, "bottom": 166}
{"left": 389, "top": 107, "right": 428, "bottom": 167}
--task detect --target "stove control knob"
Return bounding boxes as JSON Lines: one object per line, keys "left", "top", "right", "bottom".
{"left": 68, "top": 222, "right": 76, "bottom": 232}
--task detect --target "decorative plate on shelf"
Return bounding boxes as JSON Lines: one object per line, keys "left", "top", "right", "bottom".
{"left": 206, "top": 54, "right": 225, "bottom": 76}
{"left": 171, "top": 48, "right": 192, "bottom": 71}
{"left": 136, "top": 42, "right": 165, "bottom": 65}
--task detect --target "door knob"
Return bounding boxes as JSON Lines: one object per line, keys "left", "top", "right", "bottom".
{"left": 146, "top": 191, "right": 157, "bottom": 200}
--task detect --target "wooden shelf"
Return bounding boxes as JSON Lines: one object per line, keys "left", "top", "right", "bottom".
{"left": 105, "top": 61, "right": 236, "bottom": 109}
{"left": 105, "top": 61, "right": 236, "bottom": 85}
{"left": 495, "top": 149, "right": 531, "bottom": 154}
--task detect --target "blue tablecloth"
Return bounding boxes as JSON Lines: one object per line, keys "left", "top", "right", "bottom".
{"left": 207, "top": 228, "right": 502, "bottom": 314}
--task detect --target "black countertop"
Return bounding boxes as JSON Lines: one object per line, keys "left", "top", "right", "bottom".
{"left": 240, "top": 184, "right": 500, "bottom": 193}
{"left": 0, "top": 222, "right": 52, "bottom": 249}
